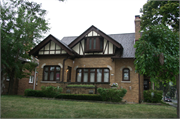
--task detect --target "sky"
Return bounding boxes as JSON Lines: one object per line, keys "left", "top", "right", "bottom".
{"left": 30, "top": 0, "right": 148, "bottom": 41}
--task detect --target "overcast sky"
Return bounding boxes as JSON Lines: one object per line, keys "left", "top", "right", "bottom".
{"left": 30, "top": 0, "right": 147, "bottom": 41}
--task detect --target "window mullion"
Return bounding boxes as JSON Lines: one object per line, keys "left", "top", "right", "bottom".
{"left": 95, "top": 69, "right": 97, "bottom": 82}
{"left": 102, "top": 69, "right": 104, "bottom": 82}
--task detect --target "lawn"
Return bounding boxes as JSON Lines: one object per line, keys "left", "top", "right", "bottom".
{"left": 1, "top": 95, "right": 177, "bottom": 118}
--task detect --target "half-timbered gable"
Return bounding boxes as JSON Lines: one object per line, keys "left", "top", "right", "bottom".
{"left": 29, "top": 34, "right": 74, "bottom": 57}
{"left": 62, "top": 25, "right": 122, "bottom": 57}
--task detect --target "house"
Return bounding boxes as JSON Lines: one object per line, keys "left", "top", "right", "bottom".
{"left": 1, "top": 58, "right": 38, "bottom": 95}
{"left": 29, "top": 15, "right": 150, "bottom": 103}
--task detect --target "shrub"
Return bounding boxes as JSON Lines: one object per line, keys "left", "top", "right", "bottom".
{"left": 56, "top": 94, "right": 102, "bottom": 101}
{"left": 24, "top": 89, "right": 45, "bottom": 97}
{"left": 143, "top": 90, "right": 163, "bottom": 103}
{"left": 41, "top": 86, "right": 62, "bottom": 98}
{"left": 97, "top": 88, "right": 127, "bottom": 102}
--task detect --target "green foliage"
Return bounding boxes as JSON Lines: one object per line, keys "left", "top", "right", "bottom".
{"left": 56, "top": 94, "right": 102, "bottom": 101}
{"left": 67, "top": 85, "right": 95, "bottom": 88}
{"left": 140, "top": 0, "right": 179, "bottom": 31}
{"left": 1, "top": 0, "right": 49, "bottom": 94}
{"left": 143, "top": 90, "right": 163, "bottom": 103}
{"left": 24, "top": 89, "right": 45, "bottom": 97}
{"left": 41, "top": 86, "right": 62, "bottom": 98}
{"left": 97, "top": 88, "right": 127, "bottom": 102}
{"left": 134, "top": 24, "right": 179, "bottom": 84}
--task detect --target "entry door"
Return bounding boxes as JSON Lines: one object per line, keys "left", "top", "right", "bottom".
{"left": 144, "top": 79, "right": 149, "bottom": 90}
{"left": 67, "top": 66, "right": 72, "bottom": 82}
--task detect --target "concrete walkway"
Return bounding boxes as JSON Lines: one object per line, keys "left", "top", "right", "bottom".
{"left": 165, "top": 102, "right": 177, "bottom": 108}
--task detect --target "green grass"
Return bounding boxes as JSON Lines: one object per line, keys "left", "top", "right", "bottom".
{"left": 67, "top": 85, "right": 95, "bottom": 87}
{"left": 1, "top": 95, "right": 177, "bottom": 118}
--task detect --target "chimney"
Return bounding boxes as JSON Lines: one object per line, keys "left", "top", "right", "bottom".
{"left": 134, "top": 15, "right": 141, "bottom": 42}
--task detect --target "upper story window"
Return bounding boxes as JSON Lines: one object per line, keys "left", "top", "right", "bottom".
{"left": 76, "top": 68, "right": 109, "bottom": 83}
{"left": 85, "top": 37, "right": 103, "bottom": 53}
{"left": 43, "top": 66, "right": 61, "bottom": 81}
{"left": 122, "top": 68, "right": 130, "bottom": 81}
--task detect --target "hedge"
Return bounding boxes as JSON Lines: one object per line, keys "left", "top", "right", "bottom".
{"left": 97, "top": 88, "right": 127, "bottom": 102}
{"left": 143, "top": 90, "right": 163, "bottom": 103}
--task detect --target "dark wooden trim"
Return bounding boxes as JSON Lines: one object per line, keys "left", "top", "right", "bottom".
{"left": 68, "top": 25, "right": 122, "bottom": 49}
{"left": 122, "top": 68, "right": 130, "bottom": 81}
{"left": 107, "top": 41, "right": 109, "bottom": 54}
{"left": 29, "top": 34, "right": 74, "bottom": 57}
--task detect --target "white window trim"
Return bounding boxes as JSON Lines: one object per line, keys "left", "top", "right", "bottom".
{"left": 29, "top": 76, "right": 34, "bottom": 83}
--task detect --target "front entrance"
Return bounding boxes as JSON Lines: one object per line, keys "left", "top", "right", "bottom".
{"left": 144, "top": 79, "right": 149, "bottom": 90}
{"left": 67, "top": 66, "right": 72, "bottom": 82}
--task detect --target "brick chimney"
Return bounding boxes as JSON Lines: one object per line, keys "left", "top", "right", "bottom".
{"left": 134, "top": 15, "right": 141, "bottom": 42}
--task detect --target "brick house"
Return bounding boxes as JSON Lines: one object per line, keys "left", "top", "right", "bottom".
{"left": 29, "top": 15, "right": 150, "bottom": 103}
{"left": 1, "top": 60, "right": 38, "bottom": 95}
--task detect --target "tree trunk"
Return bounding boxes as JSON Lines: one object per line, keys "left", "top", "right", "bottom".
{"left": 177, "top": 75, "right": 180, "bottom": 118}
{"left": 8, "top": 71, "right": 15, "bottom": 95}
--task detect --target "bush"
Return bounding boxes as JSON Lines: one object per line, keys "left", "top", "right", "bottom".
{"left": 97, "top": 88, "right": 127, "bottom": 102}
{"left": 41, "top": 86, "right": 62, "bottom": 98}
{"left": 24, "top": 89, "right": 45, "bottom": 97}
{"left": 143, "top": 90, "right": 163, "bottom": 103}
{"left": 56, "top": 94, "right": 102, "bottom": 101}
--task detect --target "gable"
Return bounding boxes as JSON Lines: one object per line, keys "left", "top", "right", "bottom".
{"left": 68, "top": 25, "right": 122, "bottom": 49}
{"left": 38, "top": 41, "right": 67, "bottom": 55}
{"left": 29, "top": 35, "right": 74, "bottom": 57}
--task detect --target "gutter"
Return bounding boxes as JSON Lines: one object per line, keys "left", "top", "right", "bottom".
{"left": 33, "top": 68, "right": 36, "bottom": 90}
{"left": 62, "top": 56, "right": 69, "bottom": 82}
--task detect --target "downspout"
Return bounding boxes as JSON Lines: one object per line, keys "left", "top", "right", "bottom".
{"left": 139, "top": 73, "right": 141, "bottom": 103}
{"left": 62, "top": 56, "right": 69, "bottom": 82}
{"left": 33, "top": 68, "right": 36, "bottom": 90}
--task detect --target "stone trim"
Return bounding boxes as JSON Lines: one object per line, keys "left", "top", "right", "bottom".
{"left": 66, "top": 86, "right": 95, "bottom": 89}
{"left": 41, "top": 63, "right": 46, "bottom": 68}
{"left": 58, "top": 63, "right": 63, "bottom": 68}
{"left": 40, "top": 81, "right": 56, "bottom": 83}
{"left": 120, "top": 66, "right": 132, "bottom": 71}
{"left": 107, "top": 65, "right": 112, "bottom": 70}
{"left": 121, "top": 81, "right": 131, "bottom": 83}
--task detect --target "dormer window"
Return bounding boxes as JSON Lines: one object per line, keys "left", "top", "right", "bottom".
{"left": 85, "top": 36, "right": 103, "bottom": 53}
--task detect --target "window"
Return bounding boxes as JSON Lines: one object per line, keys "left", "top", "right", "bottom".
{"left": 85, "top": 37, "right": 103, "bottom": 53}
{"left": 43, "top": 66, "right": 61, "bottom": 81}
{"left": 6, "top": 76, "right": 10, "bottom": 81}
{"left": 29, "top": 76, "right": 34, "bottom": 83}
{"left": 122, "top": 68, "right": 130, "bottom": 81}
{"left": 76, "top": 68, "right": 109, "bottom": 82}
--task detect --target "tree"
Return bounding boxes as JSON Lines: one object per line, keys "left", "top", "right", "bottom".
{"left": 140, "top": 0, "right": 179, "bottom": 31}
{"left": 1, "top": 0, "right": 50, "bottom": 94}
{"left": 134, "top": 24, "right": 179, "bottom": 117}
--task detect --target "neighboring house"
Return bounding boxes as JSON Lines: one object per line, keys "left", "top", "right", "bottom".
{"left": 1, "top": 58, "right": 38, "bottom": 95}
{"left": 29, "top": 15, "right": 150, "bottom": 103}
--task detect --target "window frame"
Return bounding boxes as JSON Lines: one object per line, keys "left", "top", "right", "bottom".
{"left": 122, "top": 68, "right": 130, "bottom": 81}
{"left": 85, "top": 36, "right": 103, "bottom": 53}
{"left": 76, "top": 68, "right": 110, "bottom": 83}
{"left": 43, "top": 65, "right": 61, "bottom": 81}
{"left": 29, "top": 75, "right": 34, "bottom": 83}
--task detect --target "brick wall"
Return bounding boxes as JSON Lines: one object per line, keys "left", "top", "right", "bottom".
{"left": 37, "top": 56, "right": 145, "bottom": 103}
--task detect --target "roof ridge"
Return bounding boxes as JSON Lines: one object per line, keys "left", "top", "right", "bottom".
{"left": 108, "top": 32, "right": 135, "bottom": 35}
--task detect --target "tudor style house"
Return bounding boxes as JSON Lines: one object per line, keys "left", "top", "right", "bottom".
{"left": 29, "top": 15, "right": 150, "bottom": 103}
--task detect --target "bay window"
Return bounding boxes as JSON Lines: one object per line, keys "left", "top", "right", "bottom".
{"left": 76, "top": 68, "right": 109, "bottom": 83}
